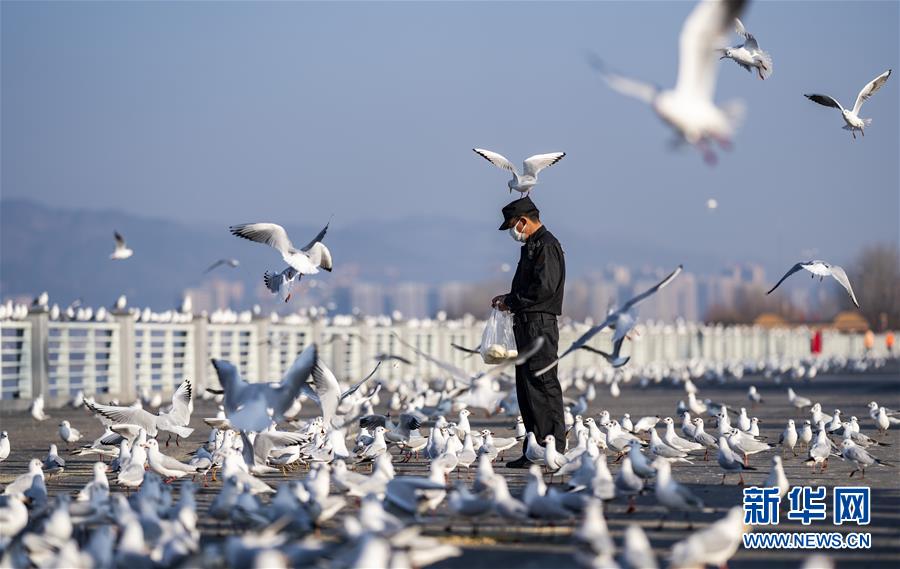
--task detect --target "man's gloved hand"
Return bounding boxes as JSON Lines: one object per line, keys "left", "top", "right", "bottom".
{"left": 491, "top": 294, "right": 510, "bottom": 312}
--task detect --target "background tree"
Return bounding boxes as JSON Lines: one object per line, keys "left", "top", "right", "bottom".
{"left": 705, "top": 284, "right": 806, "bottom": 325}
{"left": 838, "top": 243, "right": 900, "bottom": 331}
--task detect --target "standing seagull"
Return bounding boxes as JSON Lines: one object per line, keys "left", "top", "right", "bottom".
{"left": 804, "top": 69, "right": 891, "bottom": 139}
{"left": 767, "top": 261, "right": 859, "bottom": 308}
{"left": 110, "top": 231, "right": 134, "bottom": 260}
{"left": 203, "top": 258, "right": 240, "bottom": 274}
{"left": 229, "top": 220, "right": 333, "bottom": 284}
{"left": 472, "top": 149, "right": 566, "bottom": 196}
{"left": 591, "top": 0, "right": 748, "bottom": 164}
{"left": 719, "top": 18, "right": 773, "bottom": 80}
{"left": 537, "top": 265, "right": 682, "bottom": 375}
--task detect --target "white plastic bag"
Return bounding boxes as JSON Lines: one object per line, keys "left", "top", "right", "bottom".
{"left": 480, "top": 308, "right": 518, "bottom": 364}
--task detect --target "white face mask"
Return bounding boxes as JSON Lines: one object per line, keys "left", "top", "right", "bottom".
{"left": 508, "top": 219, "right": 527, "bottom": 243}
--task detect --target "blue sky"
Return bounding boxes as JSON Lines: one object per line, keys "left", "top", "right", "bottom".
{"left": 2, "top": 1, "right": 898, "bottom": 276}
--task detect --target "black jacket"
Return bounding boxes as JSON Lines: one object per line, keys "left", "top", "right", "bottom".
{"left": 506, "top": 225, "right": 565, "bottom": 315}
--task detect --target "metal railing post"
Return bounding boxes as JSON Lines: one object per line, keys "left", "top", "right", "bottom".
{"left": 26, "top": 309, "right": 49, "bottom": 401}
{"left": 113, "top": 312, "right": 137, "bottom": 402}
{"left": 192, "top": 318, "right": 209, "bottom": 391}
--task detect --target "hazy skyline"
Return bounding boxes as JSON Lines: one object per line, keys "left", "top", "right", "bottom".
{"left": 3, "top": 1, "right": 898, "bottom": 280}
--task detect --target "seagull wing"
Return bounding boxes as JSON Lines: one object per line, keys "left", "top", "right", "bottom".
{"left": 229, "top": 223, "right": 296, "bottom": 255}
{"left": 852, "top": 69, "right": 892, "bottom": 115}
{"left": 305, "top": 242, "right": 333, "bottom": 271}
{"left": 168, "top": 379, "right": 193, "bottom": 425}
{"left": 114, "top": 231, "right": 127, "bottom": 248}
{"left": 733, "top": 17, "right": 750, "bottom": 39}
{"left": 622, "top": 265, "right": 684, "bottom": 311}
{"left": 473, "top": 148, "right": 518, "bottom": 175}
{"left": 675, "top": 0, "right": 746, "bottom": 100}
{"left": 203, "top": 260, "right": 226, "bottom": 274}
{"left": 450, "top": 343, "right": 481, "bottom": 355}
{"left": 585, "top": 51, "right": 659, "bottom": 104}
{"left": 271, "top": 344, "right": 318, "bottom": 417}
{"left": 766, "top": 262, "right": 805, "bottom": 295}
{"left": 804, "top": 94, "right": 844, "bottom": 112}
{"left": 828, "top": 265, "right": 860, "bottom": 308}
{"left": 340, "top": 361, "right": 381, "bottom": 403}
{"left": 522, "top": 153, "right": 566, "bottom": 177}
{"left": 743, "top": 34, "right": 759, "bottom": 51}
{"left": 85, "top": 401, "right": 157, "bottom": 432}
{"left": 606, "top": 74, "right": 659, "bottom": 103}
{"left": 578, "top": 345, "right": 614, "bottom": 359}
{"left": 239, "top": 430, "right": 263, "bottom": 468}
{"left": 392, "top": 333, "right": 470, "bottom": 383}
{"left": 301, "top": 221, "right": 330, "bottom": 252}
{"left": 308, "top": 358, "right": 341, "bottom": 424}
{"left": 535, "top": 315, "right": 617, "bottom": 376}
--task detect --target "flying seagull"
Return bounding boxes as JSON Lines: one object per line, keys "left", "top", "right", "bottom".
{"left": 472, "top": 149, "right": 565, "bottom": 196}
{"left": 84, "top": 379, "right": 194, "bottom": 443}
{"left": 110, "top": 231, "right": 133, "bottom": 260}
{"left": 203, "top": 258, "right": 240, "bottom": 274}
{"left": 589, "top": 0, "right": 747, "bottom": 165}
{"left": 303, "top": 358, "right": 381, "bottom": 428}
{"left": 805, "top": 69, "right": 891, "bottom": 139}
{"left": 230, "top": 220, "right": 333, "bottom": 276}
{"left": 537, "top": 265, "right": 683, "bottom": 375}
{"left": 766, "top": 260, "right": 859, "bottom": 308}
{"left": 209, "top": 343, "right": 318, "bottom": 432}
{"left": 719, "top": 18, "right": 772, "bottom": 80}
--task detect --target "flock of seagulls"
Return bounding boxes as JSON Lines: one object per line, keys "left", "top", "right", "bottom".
{"left": 591, "top": 0, "right": 891, "bottom": 163}
{"left": 0, "top": 321, "right": 894, "bottom": 568}
{"left": 1, "top": 1, "right": 895, "bottom": 568}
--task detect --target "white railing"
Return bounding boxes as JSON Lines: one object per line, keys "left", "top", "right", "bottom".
{"left": 47, "top": 322, "right": 120, "bottom": 399}
{"left": 135, "top": 322, "right": 194, "bottom": 394}
{"left": 1, "top": 321, "right": 32, "bottom": 400}
{"left": 266, "top": 323, "right": 314, "bottom": 379}
{"left": 0, "top": 310, "right": 895, "bottom": 406}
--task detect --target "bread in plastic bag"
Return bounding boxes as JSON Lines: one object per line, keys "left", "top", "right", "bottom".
{"left": 480, "top": 308, "right": 518, "bottom": 364}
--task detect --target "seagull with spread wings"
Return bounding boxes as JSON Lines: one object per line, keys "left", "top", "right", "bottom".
{"left": 472, "top": 149, "right": 565, "bottom": 196}
{"left": 84, "top": 379, "right": 194, "bottom": 444}
{"left": 719, "top": 18, "right": 772, "bottom": 80}
{"left": 303, "top": 358, "right": 381, "bottom": 428}
{"left": 589, "top": 0, "right": 747, "bottom": 165}
{"left": 536, "top": 265, "right": 683, "bottom": 375}
{"left": 805, "top": 69, "right": 891, "bottom": 139}
{"left": 110, "top": 231, "right": 133, "bottom": 260}
{"left": 209, "top": 344, "right": 318, "bottom": 432}
{"left": 766, "top": 260, "right": 859, "bottom": 308}
{"left": 229, "top": 220, "right": 333, "bottom": 300}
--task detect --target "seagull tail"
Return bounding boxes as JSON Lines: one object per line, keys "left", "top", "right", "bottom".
{"left": 170, "top": 426, "right": 195, "bottom": 439}
{"left": 756, "top": 50, "right": 774, "bottom": 80}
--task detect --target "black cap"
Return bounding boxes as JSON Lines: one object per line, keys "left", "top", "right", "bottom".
{"left": 498, "top": 197, "right": 540, "bottom": 230}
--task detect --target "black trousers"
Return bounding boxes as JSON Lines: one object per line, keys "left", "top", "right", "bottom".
{"left": 513, "top": 313, "right": 566, "bottom": 453}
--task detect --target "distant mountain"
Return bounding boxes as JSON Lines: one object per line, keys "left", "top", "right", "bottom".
{"left": 0, "top": 198, "right": 725, "bottom": 309}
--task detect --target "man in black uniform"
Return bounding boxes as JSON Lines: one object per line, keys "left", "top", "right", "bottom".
{"left": 492, "top": 196, "right": 566, "bottom": 466}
